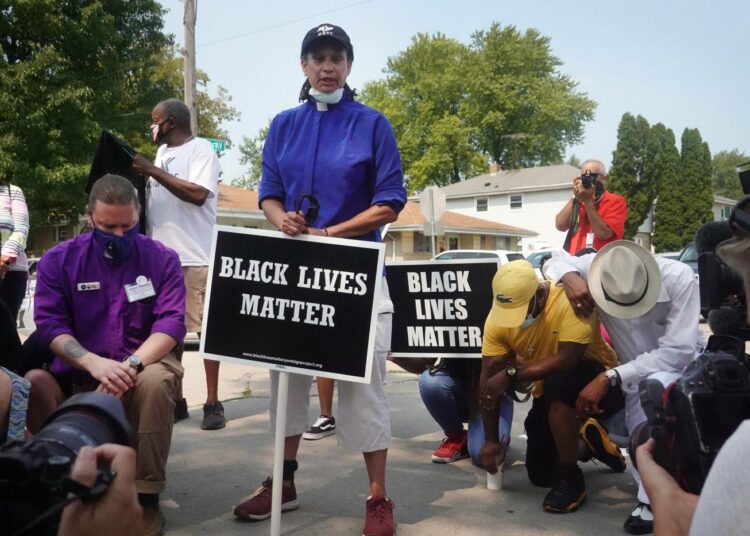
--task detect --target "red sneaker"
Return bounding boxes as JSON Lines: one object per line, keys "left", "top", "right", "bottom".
{"left": 431, "top": 430, "right": 469, "bottom": 463}
{"left": 363, "top": 496, "right": 395, "bottom": 536}
{"left": 233, "top": 477, "right": 299, "bottom": 521}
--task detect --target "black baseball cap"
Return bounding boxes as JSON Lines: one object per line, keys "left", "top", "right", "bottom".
{"left": 301, "top": 23, "right": 354, "bottom": 61}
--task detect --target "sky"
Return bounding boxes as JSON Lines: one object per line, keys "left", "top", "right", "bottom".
{"left": 157, "top": 0, "right": 750, "bottom": 184}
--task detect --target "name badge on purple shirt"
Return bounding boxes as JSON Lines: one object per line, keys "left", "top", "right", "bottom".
{"left": 125, "top": 275, "right": 156, "bottom": 303}
{"left": 77, "top": 282, "right": 101, "bottom": 291}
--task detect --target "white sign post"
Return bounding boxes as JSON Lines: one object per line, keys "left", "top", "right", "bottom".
{"left": 270, "top": 372, "right": 289, "bottom": 536}
{"left": 419, "top": 186, "right": 446, "bottom": 257}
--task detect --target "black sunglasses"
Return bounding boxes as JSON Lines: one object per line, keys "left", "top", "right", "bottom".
{"left": 296, "top": 192, "right": 320, "bottom": 226}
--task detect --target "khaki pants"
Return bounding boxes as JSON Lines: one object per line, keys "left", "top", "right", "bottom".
{"left": 122, "top": 352, "right": 184, "bottom": 494}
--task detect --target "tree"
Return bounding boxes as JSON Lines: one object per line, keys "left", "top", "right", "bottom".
{"left": 357, "top": 23, "right": 595, "bottom": 193}
{"left": 236, "top": 125, "right": 269, "bottom": 190}
{"left": 0, "top": 2, "right": 238, "bottom": 226}
{"left": 608, "top": 113, "right": 653, "bottom": 239}
{"left": 712, "top": 149, "right": 748, "bottom": 200}
{"left": 566, "top": 154, "right": 581, "bottom": 168}
{"left": 653, "top": 128, "right": 713, "bottom": 252}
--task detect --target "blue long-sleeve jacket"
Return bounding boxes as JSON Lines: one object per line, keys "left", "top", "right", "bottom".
{"left": 259, "top": 93, "right": 406, "bottom": 242}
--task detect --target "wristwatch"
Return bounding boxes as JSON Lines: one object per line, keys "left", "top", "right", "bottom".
{"left": 504, "top": 365, "right": 518, "bottom": 383}
{"left": 605, "top": 368, "right": 620, "bottom": 387}
{"left": 127, "top": 355, "right": 144, "bottom": 374}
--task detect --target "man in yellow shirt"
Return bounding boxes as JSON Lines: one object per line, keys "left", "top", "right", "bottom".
{"left": 479, "top": 260, "right": 622, "bottom": 513}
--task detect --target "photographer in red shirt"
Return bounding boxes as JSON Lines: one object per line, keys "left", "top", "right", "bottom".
{"left": 555, "top": 159, "right": 627, "bottom": 254}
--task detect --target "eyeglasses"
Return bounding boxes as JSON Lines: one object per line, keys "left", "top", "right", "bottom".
{"left": 296, "top": 192, "right": 320, "bottom": 226}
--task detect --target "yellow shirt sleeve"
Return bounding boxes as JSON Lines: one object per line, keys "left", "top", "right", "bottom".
{"left": 557, "top": 302, "right": 595, "bottom": 345}
{"left": 481, "top": 315, "right": 511, "bottom": 357}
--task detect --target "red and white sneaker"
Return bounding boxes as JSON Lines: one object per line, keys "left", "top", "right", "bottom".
{"left": 431, "top": 430, "right": 469, "bottom": 463}
{"left": 363, "top": 495, "right": 395, "bottom": 536}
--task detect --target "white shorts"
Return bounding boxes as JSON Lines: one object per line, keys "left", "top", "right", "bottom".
{"left": 269, "top": 278, "right": 393, "bottom": 453}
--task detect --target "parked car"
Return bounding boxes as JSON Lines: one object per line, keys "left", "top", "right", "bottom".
{"left": 655, "top": 251, "right": 681, "bottom": 261}
{"left": 677, "top": 241, "right": 699, "bottom": 282}
{"left": 17, "top": 257, "right": 39, "bottom": 330}
{"left": 433, "top": 249, "right": 525, "bottom": 263}
{"left": 526, "top": 249, "right": 554, "bottom": 280}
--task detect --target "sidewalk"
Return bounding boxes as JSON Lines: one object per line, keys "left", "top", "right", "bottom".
{"left": 165, "top": 350, "right": 637, "bottom": 535}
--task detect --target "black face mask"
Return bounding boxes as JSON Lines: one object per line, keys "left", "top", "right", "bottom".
{"left": 150, "top": 119, "right": 171, "bottom": 144}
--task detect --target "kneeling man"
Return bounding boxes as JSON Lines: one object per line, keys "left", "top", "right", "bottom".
{"left": 25, "top": 174, "right": 186, "bottom": 535}
{"left": 479, "top": 260, "right": 622, "bottom": 513}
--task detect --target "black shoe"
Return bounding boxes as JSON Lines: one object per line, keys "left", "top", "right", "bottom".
{"left": 624, "top": 502, "right": 653, "bottom": 534}
{"left": 542, "top": 464, "right": 586, "bottom": 513}
{"left": 302, "top": 415, "right": 336, "bottom": 440}
{"left": 174, "top": 398, "right": 189, "bottom": 422}
{"left": 580, "top": 418, "right": 627, "bottom": 473}
{"left": 201, "top": 402, "right": 226, "bottom": 430}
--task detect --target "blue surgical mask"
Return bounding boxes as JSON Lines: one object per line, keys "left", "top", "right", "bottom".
{"left": 93, "top": 224, "right": 139, "bottom": 260}
{"left": 309, "top": 87, "right": 344, "bottom": 104}
{"left": 519, "top": 293, "right": 540, "bottom": 329}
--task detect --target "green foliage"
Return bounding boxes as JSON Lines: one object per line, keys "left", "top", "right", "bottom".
{"left": 0, "top": 1, "right": 238, "bottom": 226}
{"left": 712, "top": 149, "right": 747, "bottom": 200}
{"left": 608, "top": 113, "right": 653, "bottom": 239}
{"left": 653, "top": 128, "right": 713, "bottom": 252}
{"left": 235, "top": 125, "right": 269, "bottom": 190}
{"left": 358, "top": 23, "right": 596, "bottom": 193}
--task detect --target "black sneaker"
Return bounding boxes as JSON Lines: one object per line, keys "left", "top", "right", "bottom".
{"left": 174, "top": 398, "right": 189, "bottom": 422}
{"left": 624, "top": 502, "right": 653, "bottom": 534}
{"left": 580, "top": 418, "right": 627, "bottom": 472}
{"left": 302, "top": 415, "right": 336, "bottom": 440}
{"left": 542, "top": 464, "right": 586, "bottom": 513}
{"left": 201, "top": 402, "right": 226, "bottom": 430}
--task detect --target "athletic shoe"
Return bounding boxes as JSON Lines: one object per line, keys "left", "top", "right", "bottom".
{"left": 431, "top": 430, "right": 469, "bottom": 463}
{"left": 363, "top": 495, "right": 395, "bottom": 536}
{"left": 624, "top": 502, "right": 654, "bottom": 534}
{"left": 302, "top": 415, "right": 336, "bottom": 440}
{"left": 542, "top": 464, "right": 586, "bottom": 513}
{"left": 580, "top": 418, "right": 627, "bottom": 472}
{"left": 174, "top": 397, "right": 189, "bottom": 422}
{"left": 201, "top": 402, "right": 226, "bottom": 430}
{"left": 233, "top": 477, "right": 299, "bottom": 521}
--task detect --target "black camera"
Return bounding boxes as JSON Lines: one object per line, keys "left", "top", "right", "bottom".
{"left": 0, "top": 392, "right": 133, "bottom": 535}
{"left": 696, "top": 165, "right": 750, "bottom": 341}
{"left": 629, "top": 335, "right": 750, "bottom": 494}
{"left": 580, "top": 173, "right": 598, "bottom": 189}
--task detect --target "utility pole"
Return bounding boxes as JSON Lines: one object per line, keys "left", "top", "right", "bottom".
{"left": 183, "top": 0, "right": 198, "bottom": 135}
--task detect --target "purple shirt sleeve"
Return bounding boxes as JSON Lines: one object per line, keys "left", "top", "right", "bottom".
{"left": 258, "top": 116, "right": 285, "bottom": 208}
{"left": 150, "top": 248, "right": 187, "bottom": 342}
{"left": 34, "top": 251, "right": 75, "bottom": 348}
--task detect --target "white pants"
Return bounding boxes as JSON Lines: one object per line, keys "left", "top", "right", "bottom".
{"left": 625, "top": 371, "right": 682, "bottom": 504}
{"left": 269, "top": 279, "right": 393, "bottom": 453}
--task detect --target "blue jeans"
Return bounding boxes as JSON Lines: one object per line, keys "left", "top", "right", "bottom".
{"left": 419, "top": 366, "right": 513, "bottom": 467}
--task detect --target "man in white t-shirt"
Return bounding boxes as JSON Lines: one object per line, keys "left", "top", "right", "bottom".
{"left": 132, "top": 98, "right": 225, "bottom": 431}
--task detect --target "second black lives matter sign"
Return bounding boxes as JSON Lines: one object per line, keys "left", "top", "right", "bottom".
{"left": 387, "top": 259, "right": 498, "bottom": 357}
{"left": 200, "top": 227, "right": 384, "bottom": 383}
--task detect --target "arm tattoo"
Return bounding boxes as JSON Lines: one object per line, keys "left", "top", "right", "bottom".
{"left": 63, "top": 339, "right": 87, "bottom": 360}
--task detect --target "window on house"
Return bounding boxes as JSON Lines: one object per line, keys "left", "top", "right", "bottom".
{"left": 448, "top": 237, "right": 459, "bottom": 250}
{"left": 721, "top": 206, "right": 732, "bottom": 220}
{"left": 53, "top": 226, "right": 68, "bottom": 243}
{"left": 413, "top": 232, "right": 430, "bottom": 253}
{"left": 476, "top": 197, "right": 488, "bottom": 212}
{"left": 510, "top": 194, "right": 523, "bottom": 209}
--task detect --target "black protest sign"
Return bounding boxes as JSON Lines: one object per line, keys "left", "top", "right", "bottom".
{"left": 201, "top": 227, "right": 384, "bottom": 382}
{"left": 387, "top": 259, "right": 498, "bottom": 357}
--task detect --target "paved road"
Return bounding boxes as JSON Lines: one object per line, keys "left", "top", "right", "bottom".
{"left": 166, "top": 351, "right": 638, "bottom": 535}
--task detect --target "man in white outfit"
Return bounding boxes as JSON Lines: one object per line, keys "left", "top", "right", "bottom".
{"left": 545, "top": 240, "right": 705, "bottom": 534}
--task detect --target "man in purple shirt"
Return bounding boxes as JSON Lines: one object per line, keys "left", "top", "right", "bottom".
{"left": 24, "top": 174, "right": 186, "bottom": 535}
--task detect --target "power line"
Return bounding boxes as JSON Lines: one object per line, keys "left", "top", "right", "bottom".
{"left": 197, "top": 0, "right": 374, "bottom": 48}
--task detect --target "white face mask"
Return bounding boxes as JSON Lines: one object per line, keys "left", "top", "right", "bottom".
{"left": 519, "top": 293, "right": 540, "bottom": 329}
{"left": 309, "top": 87, "right": 344, "bottom": 104}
